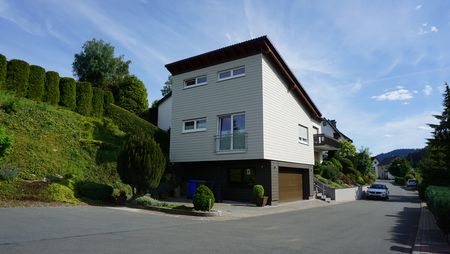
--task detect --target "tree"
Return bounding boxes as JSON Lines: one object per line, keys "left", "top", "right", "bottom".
{"left": 161, "top": 75, "right": 172, "bottom": 96}
{"left": 72, "top": 38, "right": 130, "bottom": 88}
{"left": 116, "top": 75, "right": 149, "bottom": 114}
{"left": 388, "top": 157, "right": 411, "bottom": 177}
{"left": 354, "top": 147, "right": 372, "bottom": 176}
{"left": 336, "top": 140, "right": 356, "bottom": 160}
{"left": 117, "top": 134, "right": 166, "bottom": 197}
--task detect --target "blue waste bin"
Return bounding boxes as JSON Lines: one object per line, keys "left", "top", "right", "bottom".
{"left": 187, "top": 180, "right": 208, "bottom": 199}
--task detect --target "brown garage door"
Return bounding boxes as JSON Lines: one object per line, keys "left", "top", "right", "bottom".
{"left": 279, "top": 168, "right": 303, "bottom": 201}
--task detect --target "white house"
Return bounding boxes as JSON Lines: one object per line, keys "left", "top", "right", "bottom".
{"left": 162, "top": 36, "right": 326, "bottom": 203}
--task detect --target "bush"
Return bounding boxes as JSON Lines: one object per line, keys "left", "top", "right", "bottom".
{"left": 0, "top": 54, "right": 6, "bottom": 89}
{"left": 44, "top": 71, "right": 60, "bottom": 105}
{"left": 253, "top": 185, "right": 264, "bottom": 198}
{"left": 76, "top": 81, "right": 93, "bottom": 116}
{"left": 0, "top": 166, "right": 20, "bottom": 181}
{"left": 394, "top": 176, "right": 405, "bottom": 185}
{"left": 193, "top": 185, "right": 215, "bottom": 211}
{"left": 356, "top": 176, "right": 365, "bottom": 185}
{"left": 134, "top": 195, "right": 161, "bottom": 207}
{"left": 0, "top": 127, "right": 13, "bottom": 158}
{"left": 313, "top": 161, "right": 323, "bottom": 175}
{"left": 331, "top": 158, "right": 343, "bottom": 172}
{"left": 322, "top": 161, "right": 339, "bottom": 180}
{"left": 52, "top": 178, "right": 75, "bottom": 191}
{"left": 405, "top": 173, "right": 415, "bottom": 180}
{"left": 41, "top": 183, "right": 79, "bottom": 204}
{"left": 116, "top": 75, "right": 148, "bottom": 115}
{"left": 76, "top": 181, "right": 113, "bottom": 201}
{"left": 117, "top": 134, "right": 166, "bottom": 196}
{"left": 425, "top": 186, "right": 450, "bottom": 233}
{"left": 337, "top": 173, "right": 353, "bottom": 185}
{"left": 91, "top": 87, "right": 104, "bottom": 117}
{"left": 27, "top": 65, "right": 46, "bottom": 101}
{"left": 59, "top": 77, "right": 76, "bottom": 110}
{"left": 6, "top": 59, "right": 30, "bottom": 97}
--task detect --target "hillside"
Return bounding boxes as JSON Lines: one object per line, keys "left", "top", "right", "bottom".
{"left": 0, "top": 92, "right": 127, "bottom": 188}
{"left": 375, "top": 148, "right": 424, "bottom": 166}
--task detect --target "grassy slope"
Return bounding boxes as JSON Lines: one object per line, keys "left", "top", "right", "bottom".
{"left": 0, "top": 92, "right": 126, "bottom": 187}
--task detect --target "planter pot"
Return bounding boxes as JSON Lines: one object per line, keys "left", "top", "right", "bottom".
{"left": 256, "top": 196, "right": 269, "bottom": 207}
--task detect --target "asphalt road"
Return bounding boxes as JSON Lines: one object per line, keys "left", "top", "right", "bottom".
{"left": 0, "top": 181, "right": 420, "bottom": 254}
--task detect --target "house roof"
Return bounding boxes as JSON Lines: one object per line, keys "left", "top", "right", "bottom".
{"left": 155, "top": 91, "right": 172, "bottom": 107}
{"left": 165, "top": 36, "right": 322, "bottom": 120}
{"left": 323, "top": 118, "right": 353, "bottom": 143}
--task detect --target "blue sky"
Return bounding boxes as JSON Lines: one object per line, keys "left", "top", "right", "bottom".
{"left": 0, "top": 0, "right": 449, "bottom": 155}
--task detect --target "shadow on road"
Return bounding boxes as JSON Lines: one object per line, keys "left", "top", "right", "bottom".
{"left": 388, "top": 195, "right": 420, "bottom": 203}
{"left": 386, "top": 206, "right": 421, "bottom": 253}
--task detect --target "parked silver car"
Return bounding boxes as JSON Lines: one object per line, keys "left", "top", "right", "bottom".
{"left": 366, "top": 184, "right": 389, "bottom": 200}
{"left": 406, "top": 179, "right": 417, "bottom": 188}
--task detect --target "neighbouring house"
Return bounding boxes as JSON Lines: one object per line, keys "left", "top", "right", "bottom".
{"left": 372, "top": 157, "right": 383, "bottom": 179}
{"left": 374, "top": 157, "right": 395, "bottom": 180}
{"left": 313, "top": 118, "right": 352, "bottom": 162}
{"left": 148, "top": 92, "right": 172, "bottom": 131}
{"left": 163, "top": 36, "right": 326, "bottom": 204}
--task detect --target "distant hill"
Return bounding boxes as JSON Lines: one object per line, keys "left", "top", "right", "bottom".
{"left": 375, "top": 148, "right": 424, "bottom": 166}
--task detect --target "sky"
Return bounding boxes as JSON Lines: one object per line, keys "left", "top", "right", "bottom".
{"left": 0, "top": 0, "right": 449, "bottom": 155}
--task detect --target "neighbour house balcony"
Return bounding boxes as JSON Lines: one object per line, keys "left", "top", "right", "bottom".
{"left": 215, "top": 132, "right": 247, "bottom": 153}
{"left": 313, "top": 134, "right": 340, "bottom": 151}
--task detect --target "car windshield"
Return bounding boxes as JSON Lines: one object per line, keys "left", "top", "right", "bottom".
{"left": 370, "top": 184, "right": 386, "bottom": 189}
{"left": 408, "top": 180, "right": 416, "bottom": 183}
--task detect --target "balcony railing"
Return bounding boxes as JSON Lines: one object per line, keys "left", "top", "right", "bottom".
{"left": 215, "top": 132, "right": 247, "bottom": 153}
{"left": 313, "top": 134, "right": 340, "bottom": 150}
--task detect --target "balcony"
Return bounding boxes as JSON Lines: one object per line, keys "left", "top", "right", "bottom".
{"left": 313, "top": 134, "right": 340, "bottom": 151}
{"left": 215, "top": 132, "right": 247, "bottom": 153}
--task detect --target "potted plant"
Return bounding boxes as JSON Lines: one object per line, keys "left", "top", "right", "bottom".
{"left": 253, "top": 184, "right": 268, "bottom": 207}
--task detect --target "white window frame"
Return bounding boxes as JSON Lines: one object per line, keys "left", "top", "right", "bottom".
{"left": 183, "top": 75, "right": 208, "bottom": 89}
{"left": 298, "top": 124, "right": 309, "bottom": 145}
{"left": 216, "top": 113, "right": 246, "bottom": 153}
{"left": 182, "top": 118, "right": 207, "bottom": 133}
{"left": 217, "top": 66, "right": 245, "bottom": 81}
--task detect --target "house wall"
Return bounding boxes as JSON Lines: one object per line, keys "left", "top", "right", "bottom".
{"left": 261, "top": 55, "right": 319, "bottom": 165}
{"left": 157, "top": 96, "right": 172, "bottom": 131}
{"left": 170, "top": 54, "right": 264, "bottom": 162}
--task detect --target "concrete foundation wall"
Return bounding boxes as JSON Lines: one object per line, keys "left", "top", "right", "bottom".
{"left": 323, "top": 185, "right": 369, "bottom": 202}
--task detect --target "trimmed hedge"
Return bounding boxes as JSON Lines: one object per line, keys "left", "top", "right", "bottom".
{"left": 6, "top": 59, "right": 30, "bottom": 97}
{"left": 92, "top": 87, "right": 104, "bottom": 117}
{"left": 425, "top": 186, "right": 450, "bottom": 233}
{"left": 44, "top": 71, "right": 60, "bottom": 105}
{"left": 0, "top": 54, "right": 6, "bottom": 89}
{"left": 41, "top": 183, "right": 79, "bottom": 204}
{"left": 27, "top": 65, "right": 46, "bottom": 101}
{"left": 76, "top": 82, "right": 93, "bottom": 116}
{"left": 104, "top": 90, "right": 114, "bottom": 113}
{"left": 394, "top": 176, "right": 405, "bottom": 185}
{"left": 59, "top": 77, "right": 76, "bottom": 110}
{"left": 193, "top": 185, "right": 215, "bottom": 211}
{"left": 76, "top": 181, "right": 113, "bottom": 201}
{"left": 253, "top": 185, "right": 264, "bottom": 198}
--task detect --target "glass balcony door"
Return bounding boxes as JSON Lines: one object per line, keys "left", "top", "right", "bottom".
{"left": 218, "top": 113, "right": 245, "bottom": 151}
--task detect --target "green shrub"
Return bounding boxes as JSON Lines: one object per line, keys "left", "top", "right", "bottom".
{"left": 405, "top": 173, "right": 415, "bottom": 180}
{"left": 1, "top": 99, "right": 18, "bottom": 114}
{"left": 107, "top": 104, "right": 157, "bottom": 136}
{"left": 44, "top": 71, "right": 60, "bottom": 105}
{"left": 331, "top": 158, "right": 343, "bottom": 171}
{"left": 134, "top": 195, "right": 161, "bottom": 207}
{"left": 76, "top": 81, "right": 93, "bottom": 116}
{"left": 116, "top": 75, "right": 148, "bottom": 115}
{"left": 91, "top": 87, "right": 104, "bottom": 117}
{"left": 193, "top": 185, "right": 215, "bottom": 211}
{"left": 425, "top": 186, "right": 450, "bottom": 233}
{"left": 313, "top": 161, "right": 323, "bottom": 175}
{"left": 117, "top": 134, "right": 166, "bottom": 196}
{"left": 41, "top": 183, "right": 79, "bottom": 204}
{"left": 394, "top": 176, "right": 405, "bottom": 185}
{"left": 52, "top": 178, "right": 75, "bottom": 191}
{"left": 0, "top": 54, "right": 6, "bottom": 89}
{"left": 59, "top": 77, "right": 76, "bottom": 110}
{"left": 356, "top": 176, "right": 365, "bottom": 185}
{"left": 0, "top": 166, "right": 20, "bottom": 181}
{"left": 27, "top": 65, "right": 45, "bottom": 101}
{"left": 322, "top": 161, "right": 339, "bottom": 180}
{"left": 76, "top": 181, "right": 113, "bottom": 201}
{"left": 0, "top": 127, "right": 13, "bottom": 158}
{"left": 103, "top": 90, "right": 114, "bottom": 112}
{"left": 6, "top": 59, "right": 30, "bottom": 97}
{"left": 252, "top": 184, "right": 264, "bottom": 198}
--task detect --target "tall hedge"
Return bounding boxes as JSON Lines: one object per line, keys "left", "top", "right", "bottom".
{"left": 425, "top": 186, "right": 450, "bottom": 233}
{"left": 27, "top": 65, "right": 46, "bottom": 101}
{"left": 6, "top": 59, "right": 30, "bottom": 97}
{"left": 0, "top": 54, "right": 6, "bottom": 90}
{"left": 103, "top": 90, "right": 114, "bottom": 114}
{"left": 76, "top": 81, "right": 93, "bottom": 116}
{"left": 45, "top": 71, "right": 60, "bottom": 105}
{"left": 92, "top": 87, "right": 104, "bottom": 117}
{"left": 59, "top": 77, "right": 76, "bottom": 110}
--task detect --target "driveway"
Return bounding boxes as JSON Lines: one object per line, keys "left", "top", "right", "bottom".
{"left": 0, "top": 181, "right": 420, "bottom": 253}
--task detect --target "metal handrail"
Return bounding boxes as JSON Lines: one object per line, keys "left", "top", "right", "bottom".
{"left": 314, "top": 177, "right": 326, "bottom": 197}
{"left": 214, "top": 132, "right": 248, "bottom": 152}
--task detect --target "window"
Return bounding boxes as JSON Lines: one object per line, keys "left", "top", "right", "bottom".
{"left": 218, "top": 66, "right": 245, "bottom": 81}
{"left": 182, "top": 118, "right": 207, "bottom": 133}
{"left": 216, "top": 113, "right": 246, "bottom": 151}
{"left": 228, "top": 168, "right": 255, "bottom": 186}
{"left": 184, "top": 75, "right": 207, "bottom": 88}
{"left": 298, "top": 124, "right": 309, "bottom": 144}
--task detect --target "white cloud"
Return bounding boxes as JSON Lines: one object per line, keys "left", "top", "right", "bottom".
{"left": 384, "top": 134, "right": 392, "bottom": 138}
{"left": 423, "top": 84, "right": 433, "bottom": 96}
{"left": 0, "top": 0, "right": 44, "bottom": 36}
{"left": 431, "top": 26, "right": 438, "bottom": 32}
{"left": 371, "top": 88, "right": 414, "bottom": 101}
{"left": 402, "top": 102, "right": 410, "bottom": 105}
{"left": 415, "top": 5, "right": 422, "bottom": 10}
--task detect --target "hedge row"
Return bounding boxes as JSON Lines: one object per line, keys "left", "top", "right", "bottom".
{"left": 45, "top": 71, "right": 60, "bottom": 105}
{"left": 28, "top": 65, "right": 45, "bottom": 101}
{"left": 0, "top": 54, "right": 6, "bottom": 89}
{"left": 76, "top": 81, "right": 93, "bottom": 116}
{"left": 92, "top": 87, "right": 104, "bottom": 117}
{"left": 425, "top": 186, "right": 450, "bottom": 233}
{"left": 6, "top": 59, "right": 30, "bottom": 97}
{"left": 59, "top": 77, "right": 77, "bottom": 110}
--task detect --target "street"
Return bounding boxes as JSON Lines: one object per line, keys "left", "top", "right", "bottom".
{"left": 0, "top": 181, "right": 420, "bottom": 253}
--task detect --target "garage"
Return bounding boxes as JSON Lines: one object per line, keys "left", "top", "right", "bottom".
{"left": 279, "top": 168, "right": 303, "bottom": 201}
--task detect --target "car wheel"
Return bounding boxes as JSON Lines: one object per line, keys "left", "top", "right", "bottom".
{"left": 385, "top": 196, "right": 389, "bottom": 200}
